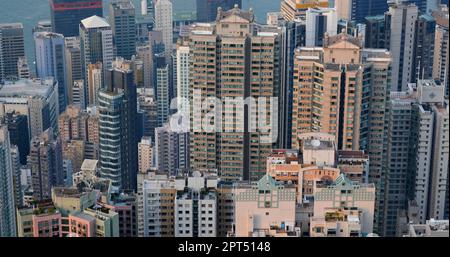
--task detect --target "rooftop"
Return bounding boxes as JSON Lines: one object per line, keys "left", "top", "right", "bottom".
{"left": 81, "top": 15, "right": 110, "bottom": 29}
{"left": 81, "top": 159, "right": 98, "bottom": 171}
{"left": 0, "top": 78, "right": 55, "bottom": 99}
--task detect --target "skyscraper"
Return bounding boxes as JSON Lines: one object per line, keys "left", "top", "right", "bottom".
{"left": 364, "top": 15, "right": 386, "bottom": 49}
{"left": 385, "top": 0, "right": 418, "bottom": 91}
{"left": 58, "top": 105, "right": 99, "bottom": 161}
{"left": 0, "top": 78, "right": 59, "bottom": 140}
{"left": 292, "top": 32, "right": 364, "bottom": 151}
{"left": 99, "top": 59, "right": 138, "bottom": 191}
{"left": 154, "top": 54, "right": 170, "bottom": 127}
{"left": 196, "top": 0, "right": 242, "bottom": 22}
{"left": 87, "top": 62, "right": 103, "bottom": 106}
{"left": 334, "top": 0, "right": 388, "bottom": 23}
{"left": 155, "top": 123, "right": 190, "bottom": 176}
{"left": 2, "top": 110, "right": 30, "bottom": 165}
{"left": 176, "top": 44, "right": 189, "bottom": 115}
{"left": 0, "top": 23, "right": 25, "bottom": 83}
{"left": 0, "top": 126, "right": 17, "bottom": 237}
{"left": 34, "top": 32, "right": 68, "bottom": 113}
{"left": 412, "top": 14, "right": 436, "bottom": 83}
{"left": 64, "top": 37, "right": 83, "bottom": 106}
{"left": 188, "top": 6, "right": 280, "bottom": 181}
{"left": 109, "top": 1, "right": 137, "bottom": 60}
{"left": 28, "top": 128, "right": 64, "bottom": 201}
{"left": 432, "top": 5, "right": 449, "bottom": 96}
{"left": 154, "top": 0, "right": 173, "bottom": 60}
{"left": 50, "top": 0, "right": 103, "bottom": 37}
{"left": 80, "top": 15, "right": 114, "bottom": 80}
{"left": 305, "top": 7, "right": 337, "bottom": 47}
{"left": 382, "top": 80, "right": 448, "bottom": 236}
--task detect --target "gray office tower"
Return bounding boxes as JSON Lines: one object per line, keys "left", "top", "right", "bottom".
{"left": 109, "top": 1, "right": 137, "bottom": 59}
{"left": 0, "top": 23, "right": 25, "bottom": 83}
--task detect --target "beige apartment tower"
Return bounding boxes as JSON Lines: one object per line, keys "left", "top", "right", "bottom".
{"left": 188, "top": 6, "right": 281, "bottom": 182}
{"left": 292, "top": 32, "right": 364, "bottom": 151}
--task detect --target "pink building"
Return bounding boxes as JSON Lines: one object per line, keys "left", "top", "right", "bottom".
{"left": 68, "top": 213, "right": 96, "bottom": 237}
{"left": 32, "top": 207, "right": 63, "bottom": 237}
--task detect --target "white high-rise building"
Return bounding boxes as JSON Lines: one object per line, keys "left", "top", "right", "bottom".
{"left": 176, "top": 44, "right": 189, "bottom": 115}
{"left": 385, "top": 0, "right": 418, "bottom": 91}
{"left": 305, "top": 7, "right": 338, "bottom": 47}
{"left": 0, "top": 126, "right": 17, "bottom": 237}
{"left": 174, "top": 171, "right": 217, "bottom": 237}
{"left": 154, "top": 0, "right": 173, "bottom": 60}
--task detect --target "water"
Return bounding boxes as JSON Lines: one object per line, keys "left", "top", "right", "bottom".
{"left": 0, "top": 0, "right": 282, "bottom": 72}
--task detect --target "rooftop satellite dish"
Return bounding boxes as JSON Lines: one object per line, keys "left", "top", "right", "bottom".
{"left": 311, "top": 139, "right": 320, "bottom": 147}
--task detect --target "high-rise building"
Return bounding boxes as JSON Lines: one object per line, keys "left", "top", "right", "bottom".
{"left": 382, "top": 80, "right": 448, "bottom": 236}
{"left": 28, "top": 128, "right": 64, "bottom": 201}
{"left": 174, "top": 171, "right": 218, "bottom": 237}
{"left": 412, "top": 14, "right": 436, "bottom": 83}
{"left": 50, "top": 0, "right": 103, "bottom": 37}
{"left": 137, "top": 172, "right": 176, "bottom": 237}
{"left": 34, "top": 32, "right": 67, "bottom": 113}
{"left": 109, "top": 1, "right": 137, "bottom": 60}
{"left": 176, "top": 44, "right": 189, "bottom": 115}
{"left": 385, "top": 0, "right": 418, "bottom": 91}
{"left": 0, "top": 23, "right": 25, "bottom": 83}
{"left": 138, "top": 91, "right": 158, "bottom": 140}
{"left": 432, "top": 5, "right": 449, "bottom": 96}
{"left": 98, "top": 60, "right": 138, "bottom": 191}
{"left": 196, "top": 0, "right": 242, "bottom": 22}
{"left": 10, "top": 145, "right": 23, "bottom": 208}
{"left": 80, "top": 15, "right": 113, "bottom": 80}
{"left": 154, "top": 0, "right": 173, "bottom": 60}
{"left": 87, "top": 62, "right": 103, "bottom": 106}
{"left": 292, "top": 32, "right": 364, "bottom": 151}
{"left": 154, "top": 55, "right": 170, "bottom": 126}
{"left": 64, "top": 37, "right": 83, "bottom": 106}
{"left": 138, "top": 137, "right": 153, "bottom": 173}
{"left": 364, "top": 15, "right": 386, "bottom": 49}
{"left": 0, "top": 126, "right": 17, "bottom": 237}
{"left": 305, "top": 7, "right": 337, "bottom": 47}
{"left": 155, "top": 123, "right": 190, "bottom": 176}
{"left": 2, "top": 110, "right": 30, "bottom": 165}
{"left": 278, "top": 19, "right": 307, "bottom": 150}
{"left": 136, "top": 44, "right": 152, "bottom": 90}
{"left": 281, "top": 0, "right": 330, "bottom": 21}
{"left": 359, "top": 49, "right": 392, "bottom": 235}
{"left": 58, "top": 105, "right": 99, "bottom": 161}
{"left": 72, "top": 80, "right": 86, "bottom": 108}
{"left": 188, "top": 6, "right": 281, "bottom": 181}
{"left": 333, "top": 0, "right": 388, "bottom": 23}
{"left": 0, "top": 78, "right": 59, "bottom": 139}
